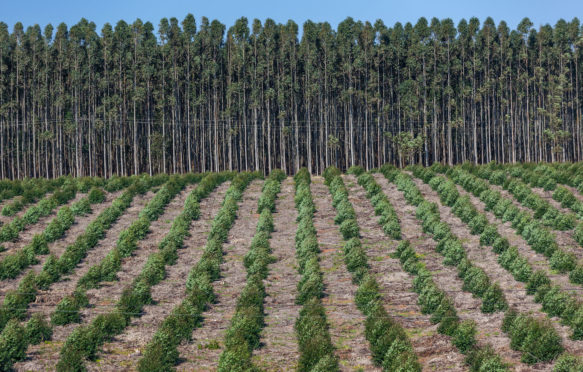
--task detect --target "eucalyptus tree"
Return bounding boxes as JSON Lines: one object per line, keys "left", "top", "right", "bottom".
{"left": 0, "top": 15, "right": 582, "bottom": 178}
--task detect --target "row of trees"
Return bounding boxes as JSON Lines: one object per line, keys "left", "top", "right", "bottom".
{"left": 0, "top": 15, "right": 582, "bottom": 178}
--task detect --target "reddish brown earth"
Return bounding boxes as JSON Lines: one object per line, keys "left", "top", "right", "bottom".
{"left": 84, "top": 181, "right": 232, "bottom": 371}
{"left": 343, "top": 175, "right": 466, "bottom": 372}
{"left": 175, "top": 179, "right": 264, "bottom": 371}
{"left": 310, "top": 177, "right": 379, "bottom": 372}
{"left": 252, "top": 178, "right": 301, "bottom": 371}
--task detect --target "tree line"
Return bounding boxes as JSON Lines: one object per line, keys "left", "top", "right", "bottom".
{"left": 0, "top": 15, "right": 582, "bottom": 178}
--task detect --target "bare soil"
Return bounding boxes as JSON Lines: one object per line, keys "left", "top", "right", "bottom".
{"left": 175, "top": 179, "right": 264, "bottom": 371}
{"left": 310, "top": 177, "right": 380, "bottom": 372}
{"left": 252, "top": 178, "right": 301, "bottom": 371}
{"left": 84, "top": 181, "right": 232, "bottom": 372}
{"left": 344, "top": 175, "right": 466, "bottom": 372}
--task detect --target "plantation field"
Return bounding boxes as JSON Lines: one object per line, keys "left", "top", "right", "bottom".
{"left": 4, "top": 163, "right": 583, "bottom": 371}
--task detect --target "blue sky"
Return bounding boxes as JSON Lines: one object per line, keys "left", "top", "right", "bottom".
{"left": 2, "top": 0, "right": 583, "bottom": 33}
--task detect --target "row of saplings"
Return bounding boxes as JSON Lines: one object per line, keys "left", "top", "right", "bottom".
{"left": 483, "top": 167, "right": 576, "bottom": 231}
{"left": 440, "top": 164, "right": 583, "bottom": 343}
{"left": 217, "top": 170, "right": 286, "bottom": 371}
{"left": 137, "top": 171, "right": 258, "bottom": 371}
{"left": 1, "top": 178, "right": 59, "bottom": 217}
{"left": 446, "top": 166, "right": 583, "bottom": 286}
{"left": 324, "top": 166, "right": 421, "bottom": 371}
{"left": 292, "top": 168, "right": 338, "bottom": 371}
{"left": 377, "top": 165, "right": 511, "bottom": 370}
{"left": 0, "top": 182, "right": 78, "bottom": 244}
{"left": 0, "top": 175, "right": 124, "bottom": 245}
{"left": 409, "top": 165, "right": 577, "bottom": 366}
{"left": 55, "top": 172, "right": 223, "bottom": 371}
{"left": 0, "top": 174, "right": 161, "bottom": 371}
{"left": 0, "top": 186, "right": 107, "bottom": 282}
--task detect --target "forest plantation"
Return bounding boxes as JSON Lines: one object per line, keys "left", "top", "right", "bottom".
{"left": 0, "top": 15, "right": 582, "bottom": 178}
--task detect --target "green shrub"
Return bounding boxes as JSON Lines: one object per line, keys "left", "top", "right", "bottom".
{"left": 0, "top": 319, "right": 27, "bottom": 370}
{"left": 481, "top": 283, "right": 507, "bottom": 313}
{"left": 526, "top": 270, "right": 550, "bottom": 295}
{"left": 382, "top": 339, "right": 421, "bottom": 372}
{"left": 570, "top": 265, "right": 583, "bottom": 285}
{"left": 339, "top": 218, "right": 359, "bottom": 239}
{"left": 52, "top": 294, "right": 83, "bottom": 325}
{"left": 88, "top": 187, "right": 106, "bottom": 204}
{"left": 347, "top": 165, "right": 365, "bottom": 176}
{"left": 503, "top": 311, "right": 563, "bottom": 363}
{"left": 492, "top": 237, "right": 509, "bottom": 253}
{"left": 550, "top": 250, "right": 577, "bottom": 273}
{"left": 25, "top": 313, "right": 52, "bottom": 344}
{"left": 466, "top": 345, "right": 509, "bottom": 372}
{"left": 479, "top": 224, "right": 499, "bottom": 246}
{"left": 354, "top": 275, "right": 382, "bottom": 316}
{"left": 453, "top": 320, "right": 477, "bottom": 353}
{"left": 553, "top": 353, "right": 583, "bottom": 372}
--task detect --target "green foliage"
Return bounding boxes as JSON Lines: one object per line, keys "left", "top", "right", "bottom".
{"left": 347, "top": 165, "right": 365, "bottom": 176}
{"left": 0, "top": 320, "right": 27, "bottom": 370}
{"left": 88, "top": 187, "right": 106, "bottom": 204}
{"left": 481, "top": 283, "right": 508, "bottom": 313}
{"left": 550, "top": 250, "right": 577, "bottom": 273}
{"left": 25, "top": 314, "right": 53, "bottom": 345}
{"left": 503, "top": 310, "right": 563, "bottom": 363}
{"left": 465, "top": 345, "right": 509, "bottom": 372}
{"left": 526, "top": 270, "right": 550, "bottom": 295}
{"left": 296, "top": 299, "right": 338, "bottom": 372}
{"left": 553, "top": 353, "right": 583, "bottom": 372}
{"left": 453, "top": 320, "right": 477, "bottom": 353}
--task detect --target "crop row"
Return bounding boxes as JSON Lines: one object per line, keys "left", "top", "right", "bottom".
{"left": 0, "top": 174, "right": 167, "bottom": 370}
{"left": 0, "top": 177, "right": 62, "bottom": 206}
{"left": 440, "top": 165, "right": 583, "bottom": 289}
{"left": 410, "top": 166, "right": 568, "bottom": 363}
{"left": 1, "top": 179, "right": 60, "bottom": 217}
{"left": 0, "top": 173, "right": 108, "bottom": 218}
{"left": 375, "top": 166, "right": 510, "bottom": 370}
{"left": 217, "top": 170, "right": 286, "bottom": 371}
{"left": 137, "top": 171, "right": 258, "bottom": 371}
{"left": 0, "top": 182, "right": 78, "bottom": 245}
{"left": 56, "top": 172, "right": 229, "bottom": 370}
{"left": 474, "top": 164, "right": 576, "bottom": 230}
{"left": 291, "top": 168, "right": 338, "bottom": 371}
{"left": 0, "top": 187, "right": 106, "bottom": 282}
{"left": 324, "top": 167, "right": 421, "bottom": 371}
{"left": 53, "top": 173, "right": 200, "bottom": 329}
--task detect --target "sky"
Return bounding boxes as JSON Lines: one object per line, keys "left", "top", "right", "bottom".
{"left": 2, "top": 0, "right": 583, "bottom": 33}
